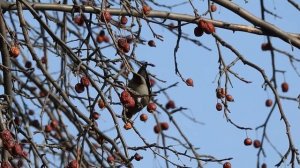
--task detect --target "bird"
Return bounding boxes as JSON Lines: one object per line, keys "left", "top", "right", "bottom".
{"left": 122, "top": 64, "right": 151, "bottom": 122}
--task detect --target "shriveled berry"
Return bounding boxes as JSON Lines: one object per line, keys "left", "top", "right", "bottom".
{"left": 134, "top": 153, "right": 143, "bottom": 161}
{"left": 25, "top": 61, "right": 32, "bottom": 68}
{"left": 216, "top": 88, "right": 226, "bottom": 99}
{"left": 140, "top": 114, "right": 148, "bottom": 122}
{"left": 28, "top": 109, "right": 34, "bottom": 115}
{"left": 244, "top": 138, "right": 252, "bottom": 146}
{"left": 120, "top": 16, "right": 128, "bottom": 25}
{"left": 147, "top": 103, "right": 157, "bottom": 113}
{"left": 165, "top": 100, "right": 175, "bottom": 109}
{"left": 216, "top": 103, "right": 222, "bottom": 111}
{"left": 253, "top": 139, "right": 261, "bottom": 148}
{"left": 14, "top": 117, "right": 21, "bottom": 126}
{"left": 194, "top": 27, "right": 204, "bottom": 37}
{"left": 281, "top": 82, "right": 289, "bottom": 92}
{"left": 75, "top": 83, "right": 85, "bottom": 93}
{"left": 265, "top": 99, "right": 273, "bottom": 107}
{"left": 148, "top": 40, "right": 156, "bottom": 47}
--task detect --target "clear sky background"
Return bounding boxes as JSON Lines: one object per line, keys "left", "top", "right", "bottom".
{"left": 101, "top": 1, "right": 300, "bottom": 168}
{"left": 12, "top": 1, "right": 300, "bottom": 168}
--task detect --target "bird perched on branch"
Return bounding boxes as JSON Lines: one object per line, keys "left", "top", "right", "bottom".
{"left": 122, "top": 63, "right": 151, "bottom": 122}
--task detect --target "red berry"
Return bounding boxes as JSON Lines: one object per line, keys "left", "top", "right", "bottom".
{"left": 216, "top": 88, "right": 226, "bottom": 99}
{"left": 204, "top": 22, "right": 215, "bottom": 34}
{"left": 210, "top": 4, "right": 217, "bottom": 12}
{"left": 223, "top": 162, "right": 231, "bottom": 168}
{"left": 142, "top": 5, "right": 151, "bottom": 15}
{"left": 216, "top": 103, "right": 222, "bottom": 111}
{"left": 124, "top": 122, "right": 132, "bottom": 130}
{"left": 140, "top": 114, "right": 148, "bottom": 122}
{"left": 153, "top": 125, "right": 161, "bottom": 134}
{"left": 12, "top": 143, "right": 24, "bottom": 157}
{"left": 148, "top": 40, "right": 156, "bottom": 47}
{"left": 165, "top": 100, "right": 175, "bottom": 109}
{"left": 198, "top": 20, "right": 208, "bottom": 30}
{"left": 67, "top": 160, "right": 78, "bottom": 168}
{"left": 50, "top": 120, "right": 59, "bottom": 129}
{"left": 147, "top": 103, "right": 157, "bottom": 113}
{"left": 120, "top": 16, "right": 128, "bottom": 25}
{"left": 134, "top": 153, "right": 143, "bottom": 161}
{"left": 226, "top": 94, "right": 234, "bottom": 102}
{"left": 107, "top": 156, "right": 115, "bottom": 164}
{"left": 194, "top": 27, "right": 204, "bottom": 37}
{"left": 80, "top": 76, "right": 90, "bottom": 87}
{"left": 265, "top": 99, "right": 273, "bottom": 107}
{"left": 281, "top": 82, "right": 289, "bottom": 92}
{"left": 261, "top": 43, "right": 272, "bottom": 51}
{"left": 149, "top": 78, "right": 155, "bottom": 87}
{"left": 44, "top": 125, "right": 52, "bottom": 133}
{"left": 75, "top": 83, "right": 85, "bottom": 93}
{"left": 92, "top": 112, "right": 100, "bottom": 120}
{"left": 98, "top": 99, "right": 106, "bottom": 109}
{"left": 125, "top": 96, "right": 135, "bottom": 108}
{"left": 261, "top": 163, "right": 267, "bottom": 168}
{"left": 103, "top": 35, "right": 110, "bottom": 43}
{"left": 39, "top": 90, "right": 47, "bottom": 97}
{"left": 96, "top": 35, "right": 104, "bottom": 43}
{"left": 9, "top": 46, "right": 20, "bottom": 58}
{"left": 253, "top": 139, "right": 261, "bottom": 148}
{"left": 122, "top": 42, "right": 131, "bottom": 53}
{"left": 74, "top": 15, "right": 84, "bottom": 26}
{"left": 160, "top": 122, "right": 169, "bottom": 130}
{"left": 41, "top": 56, "right": 47, "bottom": 64}
{"left": 186, "top": 78, "right": 194, "bottom": 87}
{"left": 244, "top": 138, "right": 252, "bottom": 146}
{"left": 101, "top": 11, "right": 112, "bottom": 22}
